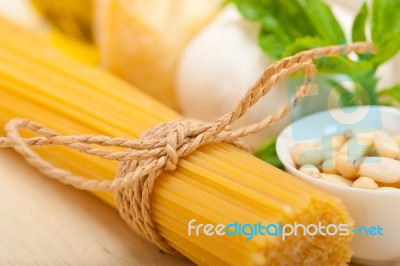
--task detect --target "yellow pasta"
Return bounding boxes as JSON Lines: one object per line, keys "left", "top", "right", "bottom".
{"left": 0, "top": 18, "right": 353, "bottom": 265}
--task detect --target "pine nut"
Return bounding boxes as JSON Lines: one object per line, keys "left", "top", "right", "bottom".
{"left": 321, "top": 149, "right": 339, "bottom": 161}
{"left": 339, "top": 137, "right": 373, "bottom": 159}
{"left": 299, "top": 164, "right": 321, "bottom": 178}
{"left": 320, "top": 173, "right": 352, "bottom": 186}
{"left": 357, "top": 131, "right": 380, "bottom": 140}
{"left": 374, "top": 132, "right": 400, "bottom": 159}
{"left": 335, "top": 153, "right": 359, "bottom": 179}
{"left": 321, "top": 135, "right": 346, "bottom": 151}
{"left": 356, "top": 156, "right": 400, "bottom": 183}
{"left": 292, "top": 143, "right": 322, "bottom": 166}
{"left": 352, "top": 176, "right": 379, "bottom": 189}
{"left": 321, "top": 159, "right": 340, "bottom": 175}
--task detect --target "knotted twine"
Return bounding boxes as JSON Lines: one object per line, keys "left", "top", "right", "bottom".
{"left": 0, "top": 43, "right": 374, "bottom": 254}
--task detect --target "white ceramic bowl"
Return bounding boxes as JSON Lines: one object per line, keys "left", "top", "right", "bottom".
{"left": 276, "top": 106, "right": 400, "bottom": 266}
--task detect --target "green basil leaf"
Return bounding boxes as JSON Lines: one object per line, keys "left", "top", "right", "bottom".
{"left": 371, "top": 0, "right": 400, "bottom": 64}
{"left": 348, "top": 70, "right": 379, "bottom": 105}
{"left": 282, "top": 36, "right": 327, "bottom": 57}
{"left": 230, "top": 0, "right": 340, "bottom": 59}
{"left": 295, "top": 0, "right": 345, "bottom": 44}
{"left": 258, "top": 34, "right": 289, "bottom": 59}
{"left": 371, "top": 33, "right": 400, "bottom": 65}
{"left": 253, "top": 138, "right": 284, "bottom": 170}
{"left": 378, "top": 84, "right": 400, "bottom": 106}
{"left": 264, "top": 0, "right": 316, "bottom": 38}
{"left": 352, "top": 2, "right": 368, "bottom": 42}
{"left": 327, "top": 79, "right": 355, "bottom": 107}
{"left": 259, "top": 16, "right": 293, "bottom": 47}
{"left": 315, "top": 56, "right": 373, "bottom": 75}
{"left": 230, "top": 0, "right": 271, "bottom": 20}
{"left": 372, "top": 0, "right": 400, "bottom": 44}
{"left": 327, "top": 65, "right": 378, "bottom": 106}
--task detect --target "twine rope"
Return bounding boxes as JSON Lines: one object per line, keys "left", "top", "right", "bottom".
{"left": 0, "top": 43, "right": 375, "bottom": 253}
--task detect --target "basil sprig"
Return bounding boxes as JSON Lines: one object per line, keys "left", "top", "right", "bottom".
{"left": 230, "top": 0, "right": 400, "bottom": 166}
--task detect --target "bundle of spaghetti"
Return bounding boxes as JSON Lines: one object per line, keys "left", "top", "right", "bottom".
{"left": 0, "top": 17, "right": 355, "bottom": 265}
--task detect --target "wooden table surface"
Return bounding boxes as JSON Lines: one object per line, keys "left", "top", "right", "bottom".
{"left": 0, "top": 149, "right": 192, "bottom": 266}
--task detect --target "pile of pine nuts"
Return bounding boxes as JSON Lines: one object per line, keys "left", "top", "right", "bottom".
{"left": 292, "top": 130, "right": 400, "bottom": 190}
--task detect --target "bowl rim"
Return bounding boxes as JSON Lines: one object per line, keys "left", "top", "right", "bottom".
{"left": 276, "top": 105, "right": 400, "bottom": 195}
